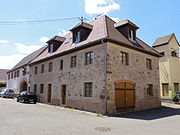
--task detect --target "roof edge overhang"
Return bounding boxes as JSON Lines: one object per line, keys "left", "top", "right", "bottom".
{"left": 30, "top": 37, "right": 161, "bottom": 66}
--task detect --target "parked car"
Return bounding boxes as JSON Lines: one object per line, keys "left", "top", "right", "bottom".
{"left": 17, "top": 91, "right": 37, "bottom": 104}
{"left": 0, "top": 89, "right": 15, "bottom": 98}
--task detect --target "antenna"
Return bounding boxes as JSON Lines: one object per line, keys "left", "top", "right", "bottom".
{"left": 77, "top": 17, "right": 89, "bottom": 23}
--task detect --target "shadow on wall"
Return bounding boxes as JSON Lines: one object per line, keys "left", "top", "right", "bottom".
{"left": 109, "top": 106, "right": 180, "bottom": 121}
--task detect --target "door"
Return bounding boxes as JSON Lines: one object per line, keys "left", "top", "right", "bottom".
{"left": 115, "top": 80, "right": 135, "bottom": 113}
{"left": 61, "top": 85, "right": 66, "bottom": 105}
{"left": 47, "top": 84, "right": 52, "bottom": 103}
{"left": 162, "top": 83, "right": 169, "bottom": 96}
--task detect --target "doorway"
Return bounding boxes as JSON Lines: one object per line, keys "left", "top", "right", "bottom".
{"left": 47, "top": 84, "right": 52, "bottom": 103}
{"left": 162, "top": 83, "right": 169, "bottom": 96}
{"left": 61, "top": 85, "right": 66, "bottom": 105}
{"left": 115, "top": 80, "right": 135, "bottom": 113}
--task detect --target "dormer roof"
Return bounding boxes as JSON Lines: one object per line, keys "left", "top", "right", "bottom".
{"left": 70, "top": 22, "right": 93, "bottom": 31}
{"left": 46, "top": 36, "right": 65, "bottom": 43}
{"left": 114, "top": 19, "right": 139, "bottom": 29}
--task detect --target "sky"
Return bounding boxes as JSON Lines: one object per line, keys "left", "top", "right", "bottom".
{"left": 0, "top": 0, "right": 179, "bottom": 69}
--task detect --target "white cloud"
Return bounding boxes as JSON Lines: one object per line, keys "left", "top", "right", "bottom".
{"left": 0, "top": 40, "right": 9, "bottom": 44}
{"left": 40, "top": 37, "right": 49, "bottom": 43}
{"left": 14, "top": 43, "right": 43, "bottom": 54}
{"left": 58, "top": 30, "right": 69, "bottom": 37}
{"left": 84, "top": 0, "right": 120, "bottom": 15}
{"left": 0, "top": 54, "right": 26, "bottom": 69}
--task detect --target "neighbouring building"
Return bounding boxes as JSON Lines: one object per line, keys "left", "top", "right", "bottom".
{"left": 153, "top": 33, "right": 180, "bottom": 98}
{"left": 0, "top": 69, "right": 9, "bottom": 89}
{"left": 30, "top": 15, "right": 161, "bottom": 114}
{"left": 7, "top": 46, "right": 46, "bottom": 93}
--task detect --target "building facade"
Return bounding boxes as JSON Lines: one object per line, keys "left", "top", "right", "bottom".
{"left": 7, "top": 46, "right": 46, "bottom": 94}
{"left": 30, "top": 16, "right": 161, "bottom": 114}
{"left": 153, "top": 33, "right": 180, "bottom": 98}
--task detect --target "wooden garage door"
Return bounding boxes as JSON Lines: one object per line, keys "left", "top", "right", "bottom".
{"left": 115, "top": 80, "right": 135, "bottom": 113}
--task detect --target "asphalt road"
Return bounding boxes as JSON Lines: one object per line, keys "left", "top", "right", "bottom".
{"left": 0, "top": 98, "right": 180, "bottom": 135}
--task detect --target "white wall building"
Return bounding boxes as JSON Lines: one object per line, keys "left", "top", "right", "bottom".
{"left": 7, "top": 46, "right": 46, "bottom": 94}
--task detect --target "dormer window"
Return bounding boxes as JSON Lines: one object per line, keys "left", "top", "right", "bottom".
{"left": 49, "top": 44, "right": 53, "bottom": 53}
{"left": 75, "top": 31, "right": 81, "bottom": 43}
{"left": 47, "top": 36, "right": 65, "bottom": 53}
{"left": 129, "top": 30, "right": 135, "bottom": 41}
{"left": 70, "top": 22, "right": 93, "bottom": 44}
{"left": 115, "top": 20, "right": 139, "bottom": 42}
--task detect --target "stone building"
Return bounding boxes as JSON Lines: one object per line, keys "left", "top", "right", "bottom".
{"left": 153, "top": 33, "right": 180, "bottom": 98}
{"left": 7, "top": 46, "right": 46, "bottom": 93}
{"left": 30, "top": 15, "right": 161, "bottom": 114}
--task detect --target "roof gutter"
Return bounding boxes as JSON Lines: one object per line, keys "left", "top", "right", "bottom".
{"left": 30, "top": 37, "right": 161, "bottom": 66}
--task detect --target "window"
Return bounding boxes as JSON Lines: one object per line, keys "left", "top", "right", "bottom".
{"left": 74, "top": 31, "right": 80, "bottom": 43}
{"left": 129, "top": 30, "right": 135, "bottom": 41}
{"left": 71, "top": 56, "right": 76, "bottom": 68}
{"left": 121, "top": 52, "right": 129, "bottom": 65}
{"left": 34, "top": 84, "right": 37, "bottom": 93}
{"left": 146, "top": 58, "right": 152, "bottom": 70}
{"left": 160, "top": 52, "right": 165, "bottom": 56}
{"left": 49, "top": 62, "right": 53, "bottom": 72}
{"left": 11, "top": 72, "right": 13, "bottom": 79}
{"left": 147, "top": 84, "right": 153, "bottom": 96}
{"left": 49, "top": 44, "right": 53, "bottom": 53}
{"left": 85, "top": 52, "right": 93, "bottom": 65}
{"left": 84, "top": 82, "right": 92, "bottom": 97}
{"left": 60, "top": 60, "right": 63, "bottom": 70}
{"left": 41, "top": 64, "right": 44, "bottom": 73}
{"left": 17, "top": 70, "right": 19, "bottom": 77}
{"left": 14, "top": 71, "right": 16, "bottom": 78}
{"left": 40, "top": 84, "right": 44, "bottom": 93}
{"left": 22, "top": 67, "right": 26, "bottom": 75}
{"left": 35, "top": 66, "right": 38, "bottom": 75}
{"left": 8, "top": 74, "right": 10, "bottom": 80}
{"left": 174, "top": 83, "right": 179, "bottom": 92}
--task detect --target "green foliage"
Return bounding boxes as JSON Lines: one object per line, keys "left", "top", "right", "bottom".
{"left": 0, "top": 82, "right": 6, "bottom": 87}
{"left": 172, "top": 92, "right": 180, "bottom": 102}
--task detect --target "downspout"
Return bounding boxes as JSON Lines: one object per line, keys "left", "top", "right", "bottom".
{"left": 101, "top": 39, "right": 108, "bottom": 114}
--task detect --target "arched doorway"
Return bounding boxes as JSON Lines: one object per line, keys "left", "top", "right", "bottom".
{"left": 115, "top": 80, "right": 135, "bottom": 113}
{"left": 19, "top": 81, "right": 28, "bottom": 92}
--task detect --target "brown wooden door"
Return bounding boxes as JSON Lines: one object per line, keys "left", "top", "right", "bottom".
{"left": 62, "top": 85, "right": 66, "bottom": 105}
{"left": 47, "top": 84, "right": 52, "bottom": 103}
{"left": 115, "top": 80, "right": 135, "bottom": 113}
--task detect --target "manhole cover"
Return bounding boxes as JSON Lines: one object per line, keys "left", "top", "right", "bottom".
{"left": 95, "top": 127, "right": 111, "bottom": 132}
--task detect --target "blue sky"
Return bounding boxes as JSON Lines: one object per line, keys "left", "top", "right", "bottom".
{"left": 0, "top": 0, "right": 179, "bottom": 69}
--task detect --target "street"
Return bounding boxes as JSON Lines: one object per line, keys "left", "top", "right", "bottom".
{"left": 0, "top": 98, "right": 180, "bottom": 135}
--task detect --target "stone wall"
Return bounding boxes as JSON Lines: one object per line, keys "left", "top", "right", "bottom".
{"left": 106, "top": 42, "right": 161, "bottom": 114}
{"left": 30, "top": 44, "right": 107, "bottom": 114}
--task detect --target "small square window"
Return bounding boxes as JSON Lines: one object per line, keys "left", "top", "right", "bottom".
{"left": 71, "top": 56, "right": 76, "bottom": 68}
{"left": 146, "top": 58, "right": 152, "bottom": 70}
{"left": 49, "top": 62, "right": 53, "bottom": 72}
{"left": 41, "top": 64, "right": 44, "bottom": 73}
{"left": 35, "top": 66, "right": 38, "bottom": 75}
{"left": 85, "top": 52, "right": 93, "bottom": 65}
{"left": 121, "top": 52, "right": 129, "bottom": 65}
{"left": 84, "top": 82, "right": 92, "bottom": 97}
{"left": 60, "top": 60, "right": 63, "bottom": 70}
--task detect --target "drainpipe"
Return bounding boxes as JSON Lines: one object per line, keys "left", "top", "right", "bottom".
{"left": 101, "top": 39, "right": 107, "bottom": 114}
